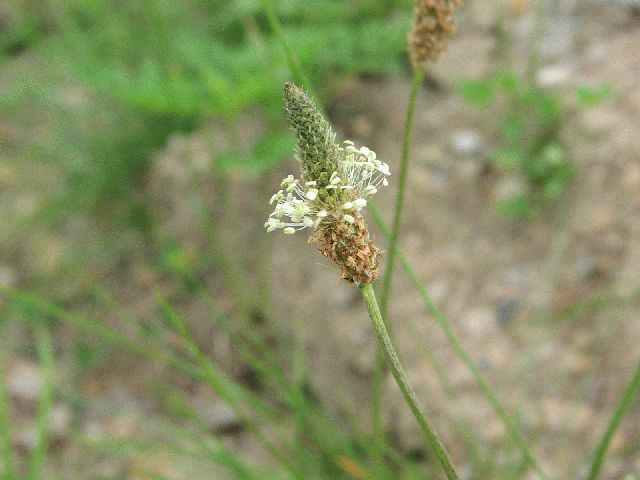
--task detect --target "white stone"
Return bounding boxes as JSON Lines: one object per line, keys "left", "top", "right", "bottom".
{"left": 451, "top": 130, "right": 484, "bottom": 156}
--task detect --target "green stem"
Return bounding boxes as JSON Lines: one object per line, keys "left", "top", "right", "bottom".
{"left": 368, "top": 202, "right": 550, "bottom": 479}
{"left": 525, "top": 0, "right": 545, "bottom": 87}
{"left": 0, "top": 339, "right": 14, "bottom": 480}
{"left": 538, "top": 195, "right": 572, "bottom": 315}
{"left": 373, "top": 67, "right": 425, "bottom": 456}
{"left": 586, "top": 360, "right": 640, "bottom": 480}
{"left": 360, "top": 283, "right": 459, "bottom": 480}
{"left": 380, "top": 68, "right": 425, "bottom": 322}
{"left": 28, "top": 323, "right": 55, "bottom": 480}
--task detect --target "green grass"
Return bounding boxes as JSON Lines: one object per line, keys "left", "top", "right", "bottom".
{"left": 4, "top": 285, "right": 435, "bottom": 479}
{"left": 586, "top": 359, "right": 640, "bottom": 480}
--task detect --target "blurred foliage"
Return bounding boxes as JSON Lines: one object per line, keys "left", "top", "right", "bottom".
{"left": 459, "top": 73, "right": 611, "bottom": 218}
{"left": 0, "top": 0, "right": 411, "bottom": 227}
{"left": 0, "top": 0, "right": 415, "bottom": 300}
{"left": 576, "top": 83, "right": 613, "bottom": 107}
{"left": 216, "top": 133, "right": 296, "bottom": 175}
{"left": 2, "top": 0, "right": 412, "bottom": 116}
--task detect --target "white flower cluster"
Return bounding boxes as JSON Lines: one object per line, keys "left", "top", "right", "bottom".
{"left": 265, "top": 141, "right": 390, "bottom": 234}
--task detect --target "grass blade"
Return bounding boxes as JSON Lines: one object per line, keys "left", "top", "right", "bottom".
{"left": 261, "top": 0, "right": 319, "bottom": 102}
{"left": 5, "top": 289, "right": 278, "bottom": 419}
{"left": 155, "top": 294, "right": 302, "bottom": 478}
{"left": 586, "top": 359, "right": 640, "bottom": 480}
{"left": 3, "top": 289, "right": 302, "bottom": 476}
{"left": 368, "top": 202, "right": 550, "bottom": 479}
{"left": 28, "top": 322, "right": 55, "bottom": 480}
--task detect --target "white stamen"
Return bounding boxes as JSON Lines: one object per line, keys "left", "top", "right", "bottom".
{"left": 265, "top": 141, "right": 389, "bottom": 234}
{"left": 281, "top": 175, "right": 295, "bottom": 187}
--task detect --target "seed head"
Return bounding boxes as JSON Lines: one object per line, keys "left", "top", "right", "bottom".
{"left": 310, "top": 215, "right": 382, "bottom": 285}
{"left": 266, "top": 83, "right": 390, "bottom": 285}
{"left": 408, "top": 0, "right": 463, "bottom": 71}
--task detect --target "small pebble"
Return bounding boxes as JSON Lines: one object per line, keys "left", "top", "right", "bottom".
{"left": 497, "top": 299, "right": 520, "bottom": 326}
{"left": 6, "top": 360, "right": 42, "bottom": 403}
{"left": 537, "top": 63, "right": 573, "bottom": 87}
{"left": 0, "top": 265, "right": 17, "bottom": 288}
{"left": 191, "top": 393, "right": 241, "bottom": 433}
{"left": 450, "top": 130, "right": 483, "bottom": 156}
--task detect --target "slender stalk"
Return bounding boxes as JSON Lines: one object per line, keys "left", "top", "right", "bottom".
{"left": 360, "top": 283, "right": 459, "bottom": 480}
{"left": 538, "top": 195, "right": 572, "bottom": 315}
{"left": 28, "top": 323, "right": 55, "bottom": 480}
{"left": 261, "top": 0, "right": 318, "bottom": 102}
{"left": 208, "top": 164, "right": 254, "bottom": 325}
{"left": 403, "top": 315, "right": 486, "bottom": 469}
{"left": 586, "top": 360, "right": 640, "bottom": 480}
{"left": 525, "top": 0, "right": 546, "bottom": 87}
{"left": 197, "top": 289, "right": 362, "bottom": 467}
{"left": 379, "top": 68, "right": 425, "bottom": 322}
{"left": 0, "top": 340, "right": 14, "bottom": 480}
{"left": 373, "top": 67, "right": 425, "bottom": 455}
{"left": 369, "top": 202, "right": 550, "bottom": 479}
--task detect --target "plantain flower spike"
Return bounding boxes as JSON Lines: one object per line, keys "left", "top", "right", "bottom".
{"left": 265, "top": 82, "right": 390, "bottom": 285}
{"left": 408, "top": 0, "right": 464, "bottom": 71}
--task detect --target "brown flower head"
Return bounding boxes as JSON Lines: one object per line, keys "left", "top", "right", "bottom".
{"left": 408, "top": 0, "right": 464, "bottom": 71}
